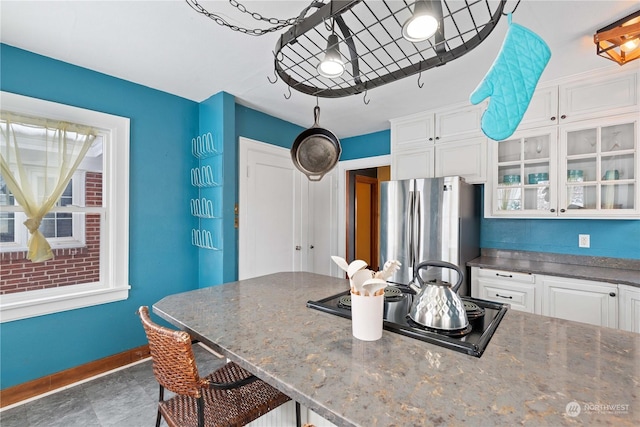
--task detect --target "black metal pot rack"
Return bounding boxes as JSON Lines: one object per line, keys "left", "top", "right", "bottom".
{"left": 274, "top": 0, "right": 507, "bottom": 98}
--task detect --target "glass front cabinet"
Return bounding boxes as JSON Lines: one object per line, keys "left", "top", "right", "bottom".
{"left": 489, "top": 113, "right": 638, "bottom": 218}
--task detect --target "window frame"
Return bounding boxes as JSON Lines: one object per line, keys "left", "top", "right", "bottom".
{"left": 1, "top": 171, "right": 87, "bottom": 251}
{"left": 0, "top": 91, "right": 130, "bottom": 323}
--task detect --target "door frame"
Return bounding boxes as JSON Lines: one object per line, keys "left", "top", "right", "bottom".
{"left": 337, "top": 155, "right": 391, "bottom": 264}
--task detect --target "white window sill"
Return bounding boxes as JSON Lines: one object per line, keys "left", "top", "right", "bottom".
{"left": 0, "top": 282, "right": 130, "bottom": 323}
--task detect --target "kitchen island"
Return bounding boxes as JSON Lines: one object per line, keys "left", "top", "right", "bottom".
{"left": 153, "top": 272, "right": 639, "bottom": 426}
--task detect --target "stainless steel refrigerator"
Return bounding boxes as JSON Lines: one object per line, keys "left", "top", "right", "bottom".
{"left": 379, "top": 176, "right": 479, "bottom": 296}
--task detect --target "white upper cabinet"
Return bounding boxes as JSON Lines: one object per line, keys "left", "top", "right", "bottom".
{"left": 557, "top": 113, "right": 639, "bottom": 217}
{"left": 487, "top": 68, "right": 640, "bottom": 219}
{"left": 390, "top": 102, "right": 487, "bottom": 182}
{"left": 391, "top": 113, "right": 435, "bottom": 152}
{"left": 518, "top": 86, "right": 559, "bottom": 130}
{"left": 488, "top": 127, "right": 558, "bottom": 217}
{"left": 434, "top": 103, "right": 485, "bottom": 142}
{"left": 519, "top": 68, "right": 639, "bottom": 130}
{"left": 560, "top": 70, "right": 638, "bottom": 122}
{"left": 392, "top": 146, "right": 435, "bottom": 180}
{"left": 435, "top": 137, "right": 487, "bottom": 183}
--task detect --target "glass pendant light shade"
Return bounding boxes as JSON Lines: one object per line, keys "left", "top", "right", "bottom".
{"left": 620, "top": 37, "right": 639, "bottom": 53}
{"left": 318, "top": 34, "right": 345, "bottom": 78}
{"left": 402, "top": 0, "right": 439, "bottom": 42}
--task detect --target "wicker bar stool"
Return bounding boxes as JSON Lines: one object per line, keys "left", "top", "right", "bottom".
{"left": 138, "top": 306, "right": 295, "bottom": 427}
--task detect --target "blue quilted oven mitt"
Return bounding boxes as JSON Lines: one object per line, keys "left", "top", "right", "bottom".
{"left": 470, "top": 14, "right": 551, "bottom": 141}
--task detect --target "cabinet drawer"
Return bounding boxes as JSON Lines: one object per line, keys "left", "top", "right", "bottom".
{"left": 476, "top": 279, "right": 536, "bottom": 313}
{"left": 477, "top": 268, "right": 535, "bottom": 283}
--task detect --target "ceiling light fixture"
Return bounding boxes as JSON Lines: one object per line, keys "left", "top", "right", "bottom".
{"left": 402, "top": 0, "right": 440, "bottom": 43}
{"left": 594, "top": 10, "right": 640, "bottom": 65}
{"left": 318, "top": 33, "right": 345, "bottom": 79}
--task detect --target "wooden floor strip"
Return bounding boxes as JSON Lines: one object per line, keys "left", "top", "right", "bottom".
{"left": 0, "top": 345, "right": 150, "bottom": 408}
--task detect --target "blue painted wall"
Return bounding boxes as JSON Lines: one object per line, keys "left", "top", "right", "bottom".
{"left": 340, "top": 129, "right": 391, "bottom": 161}
{"left": 235, "top": 104, "right": 305, "bottom": 149}
{"left": 481, "top": 217, "right": 640, "bottom": 258}
{"left": 197, "top": 92, "right": 236, "bottom": 286}
{"left": 0, "top": 44, "right": 200, "bottom": 389}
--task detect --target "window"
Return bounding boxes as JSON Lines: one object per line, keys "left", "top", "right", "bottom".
{"left": 0, "top": 92, "right": 130, "bottom": 322}
{"left": 1, "top": 174, "right": 86, "bottom": 250}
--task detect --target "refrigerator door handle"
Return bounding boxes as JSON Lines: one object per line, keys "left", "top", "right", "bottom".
{"left": 407, "top": 191, "right": 414, "bottom": 269}
{"left": 413, "top": 190, "right": 421, "bottom": 270}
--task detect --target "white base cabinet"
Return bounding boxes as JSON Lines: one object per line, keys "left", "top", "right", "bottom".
{"left": 619, "top": 285, "right": 640, "bottom": 333}
{"left": 471, "top": 267, "right": 539, "bottom": 313}
{"left": 541, "top": 276, "right": 618, "bottom": 328}
{"left": 472, "top": 267, "right": 633, "bottom": 331}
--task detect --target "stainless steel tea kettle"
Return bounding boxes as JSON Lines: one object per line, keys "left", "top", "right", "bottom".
{"left": 408, "top": 260, "right": 469, "bottom": 330}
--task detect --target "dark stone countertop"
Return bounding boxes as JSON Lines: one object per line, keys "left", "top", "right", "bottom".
{"left": 468, "top": 249, "right": 640, "bottom": 288}
{"left": 153, "top": 272, "right": 640, "bottom": 427}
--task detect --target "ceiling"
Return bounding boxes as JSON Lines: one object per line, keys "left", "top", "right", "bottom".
{"left": 1, "top": 1, "right": 638, "bottom": 139}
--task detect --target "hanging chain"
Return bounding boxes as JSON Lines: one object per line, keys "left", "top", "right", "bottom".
{"left": 185, "top": 0, "right": 319, "bottom": 36}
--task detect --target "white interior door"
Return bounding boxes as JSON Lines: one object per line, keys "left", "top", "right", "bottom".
{"left": 239, "top": 137, "right": 338, "bottom": 280}
{"left": 239, "top": 138, "right": 303, "bottom": 280}
{"left": 307, "top": 167, "right": 338, "bottom": 276}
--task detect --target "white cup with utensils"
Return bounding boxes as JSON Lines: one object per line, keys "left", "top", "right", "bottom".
{"left": 351, "top": 292, "right": 384, "bottom": 341}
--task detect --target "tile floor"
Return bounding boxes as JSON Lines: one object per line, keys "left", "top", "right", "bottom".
{"left": 0, "top": 344, "right": 226, "bottom": 427}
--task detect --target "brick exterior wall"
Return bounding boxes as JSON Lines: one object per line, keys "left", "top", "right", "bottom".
{"left": 0, "top": 172, "right": 102, "bottom": 295}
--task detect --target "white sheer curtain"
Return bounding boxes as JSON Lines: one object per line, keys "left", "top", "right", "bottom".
{"left": 0, "top": 112, "right": 96, "bottom": 262}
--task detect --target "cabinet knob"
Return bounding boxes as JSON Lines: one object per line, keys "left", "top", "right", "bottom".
{"left": 560, "top": 114, "right": 567, "bottom": 119}
{"left": 550, "top": 208, "right": 556, "bottom": 213}
{"left": 310, "top": 245, "right": 315, "bottom": 249}
{"left": 428, "top": 137, "right": 433, "bottom": 141}
{"left": 560, "top": 208, "right": 566, "bottom": 213}
{"left": 435, "top": 136, "right": 440, "bottom": 140}
{"left": 295, "top": 245, "right": 301, "bottom": 250}
{"left": 550, "top": 116, "right": 556, "bottom": 121}
{"left": 609, "top": 292, "right": 616, "bottom": 297}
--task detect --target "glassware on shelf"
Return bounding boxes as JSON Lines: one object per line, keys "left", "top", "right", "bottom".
{"left": 499, "top": 174, "right": 521, "bottom": 211}
{"left": 567, "top": 169, "right": 584, "bottom": 209}
{"left": 602, "top": 169, "right": 620, "bottom": 209}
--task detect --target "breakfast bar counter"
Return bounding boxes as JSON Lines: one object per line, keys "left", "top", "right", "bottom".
{"left": 153, "top": 272, "right": 639, "bottom": 426}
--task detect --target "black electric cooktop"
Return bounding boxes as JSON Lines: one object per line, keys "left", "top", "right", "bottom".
{"left": 307, "top": 286, "right": 508, "bottom": 357}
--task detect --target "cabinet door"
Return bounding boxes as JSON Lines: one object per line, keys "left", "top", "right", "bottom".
{"left": 434, "top": 103, "right": 484, "bottom": 142}
{"left": 518, "top": 86, "right": 559, "bottom": 130}
{"left": 559, "top": 70, "right": 638, "bottom": 123}
{"left": 391, "top": 113, "right": 434, "bottom": 151}
{"left": 559, "top": 113, "right": 639, "bottom": 217}
{"left": 391, "top": 147, "right": 435, "bottom": 180}
{"left": 489, "top": 128, "right": 558, "bottom": 217}
{"left": 619, "top": 285, "right": 640, "bottom": 333}
{"left": 542, "top": 276, "right": 618, "bottom": 328}
{"left": 434, "top": 137, "right": 487, "bottom": 183}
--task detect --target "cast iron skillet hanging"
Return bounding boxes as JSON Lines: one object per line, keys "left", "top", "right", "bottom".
{"left": 291, "top": 106, "right": 341, "bottom": 181}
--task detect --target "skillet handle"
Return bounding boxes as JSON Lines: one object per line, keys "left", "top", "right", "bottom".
{"left": 313, "top": 106, "right": 321, "bottom": 127}
{"left": 305, "top": 173, "right": 325, "bottom": 181}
